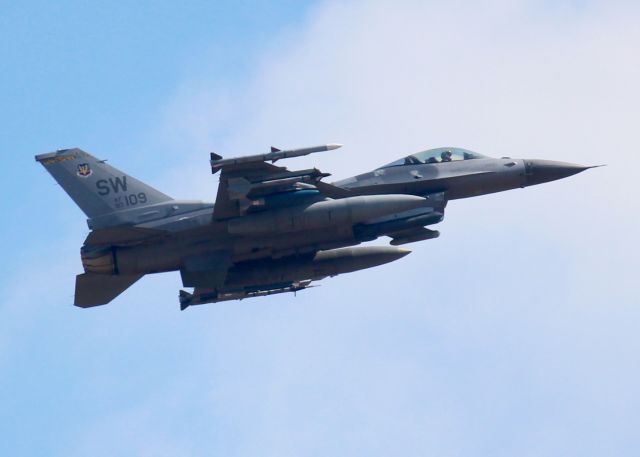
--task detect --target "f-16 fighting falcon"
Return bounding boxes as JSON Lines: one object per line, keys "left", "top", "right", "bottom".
{"left": 35, "top": 144, "right": 598, "bottom": 310}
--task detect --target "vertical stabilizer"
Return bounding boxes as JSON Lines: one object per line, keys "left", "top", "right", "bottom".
{"left": 35, "top": 148, "right": 172, "bottom": 219}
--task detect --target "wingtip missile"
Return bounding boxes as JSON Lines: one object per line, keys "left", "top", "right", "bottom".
{"left": 210, "top": 143, "right": 344, "bottom": 173}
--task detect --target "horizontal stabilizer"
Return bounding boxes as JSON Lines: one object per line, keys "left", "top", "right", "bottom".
{"left": 75, "top": 273, "right": 143, "bottom": 307}
{"left": 84, "top": 226, "right": 166, "bottom": 246}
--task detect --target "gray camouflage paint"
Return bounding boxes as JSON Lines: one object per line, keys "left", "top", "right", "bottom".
{"left": 35, "top": 145, "right": 595, "bottom": 309}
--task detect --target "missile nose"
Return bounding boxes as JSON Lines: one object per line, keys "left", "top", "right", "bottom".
{"left": 524, "top": 159, "right": 597, "bottom": 186}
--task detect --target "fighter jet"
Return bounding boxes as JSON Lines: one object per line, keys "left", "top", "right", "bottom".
{"left": 35, "top": 144, "right": 596, "bottom": 310}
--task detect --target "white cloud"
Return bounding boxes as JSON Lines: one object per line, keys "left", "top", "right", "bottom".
{"left": 5, "top": 1, "right": 639, "bottom": 456}
{"left": 154, "top": 1, "right": 640, "bottom": 455}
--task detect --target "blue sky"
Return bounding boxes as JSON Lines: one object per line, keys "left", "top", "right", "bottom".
{"left": 2, "top": 1, "right": 640, "bottom": 456}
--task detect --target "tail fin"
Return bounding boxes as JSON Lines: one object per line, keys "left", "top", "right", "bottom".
{"left": 35, "top": 148, "right": 172, "bottom": 219}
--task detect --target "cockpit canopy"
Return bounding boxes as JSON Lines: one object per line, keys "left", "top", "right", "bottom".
{"left": 379, "top": 147, "right": 487, "bottom": 169}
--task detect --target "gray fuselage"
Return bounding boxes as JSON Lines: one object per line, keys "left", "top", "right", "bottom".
{"left": 335, "top": 157, "right": 528, "bottom": 199}
{"left": 96, "top": 154, "right": 581, "bottom": 279}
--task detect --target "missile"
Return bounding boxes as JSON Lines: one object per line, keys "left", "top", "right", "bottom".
{"left": 211, "top": 143, "right": 342, "bottom": 173}
{"left": 250, "top": 189, "right": 322, "bottom": 211}
{"left": 180, "top": 280, "right": 313, "bottom": 309}
{"left": 227, "top": 174, "right": 325, "bottom": 200}
{"left": 227, "top": 194, "right": 429, "bottom": 235}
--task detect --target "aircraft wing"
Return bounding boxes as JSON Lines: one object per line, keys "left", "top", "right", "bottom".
{"left": 210, "top": 144, "right": 351, "bottom": 220}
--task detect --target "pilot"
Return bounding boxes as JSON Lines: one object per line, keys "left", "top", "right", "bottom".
{"left": 404, "top": 155, "right": 422, "bottom": 165}
{"left": 441, "top": 150, "right": 453, "bottom": 162}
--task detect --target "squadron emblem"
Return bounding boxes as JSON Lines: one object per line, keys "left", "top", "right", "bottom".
{"left": 76, "top": 163, "right": 92, "bottom": 177}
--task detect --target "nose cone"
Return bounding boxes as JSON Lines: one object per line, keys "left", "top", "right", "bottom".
{"left": 385, "top": 246, "right": 412, "bottom": 261}
{"left": 524, "top": 159, "right": 594, "bottom": 186}
{"left": 350, "top": 245, "right": 412, "bottom": 263}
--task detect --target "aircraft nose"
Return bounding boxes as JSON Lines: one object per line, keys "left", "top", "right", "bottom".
{"left": 524, "top": 159, "right": 593, "bottom": 186}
